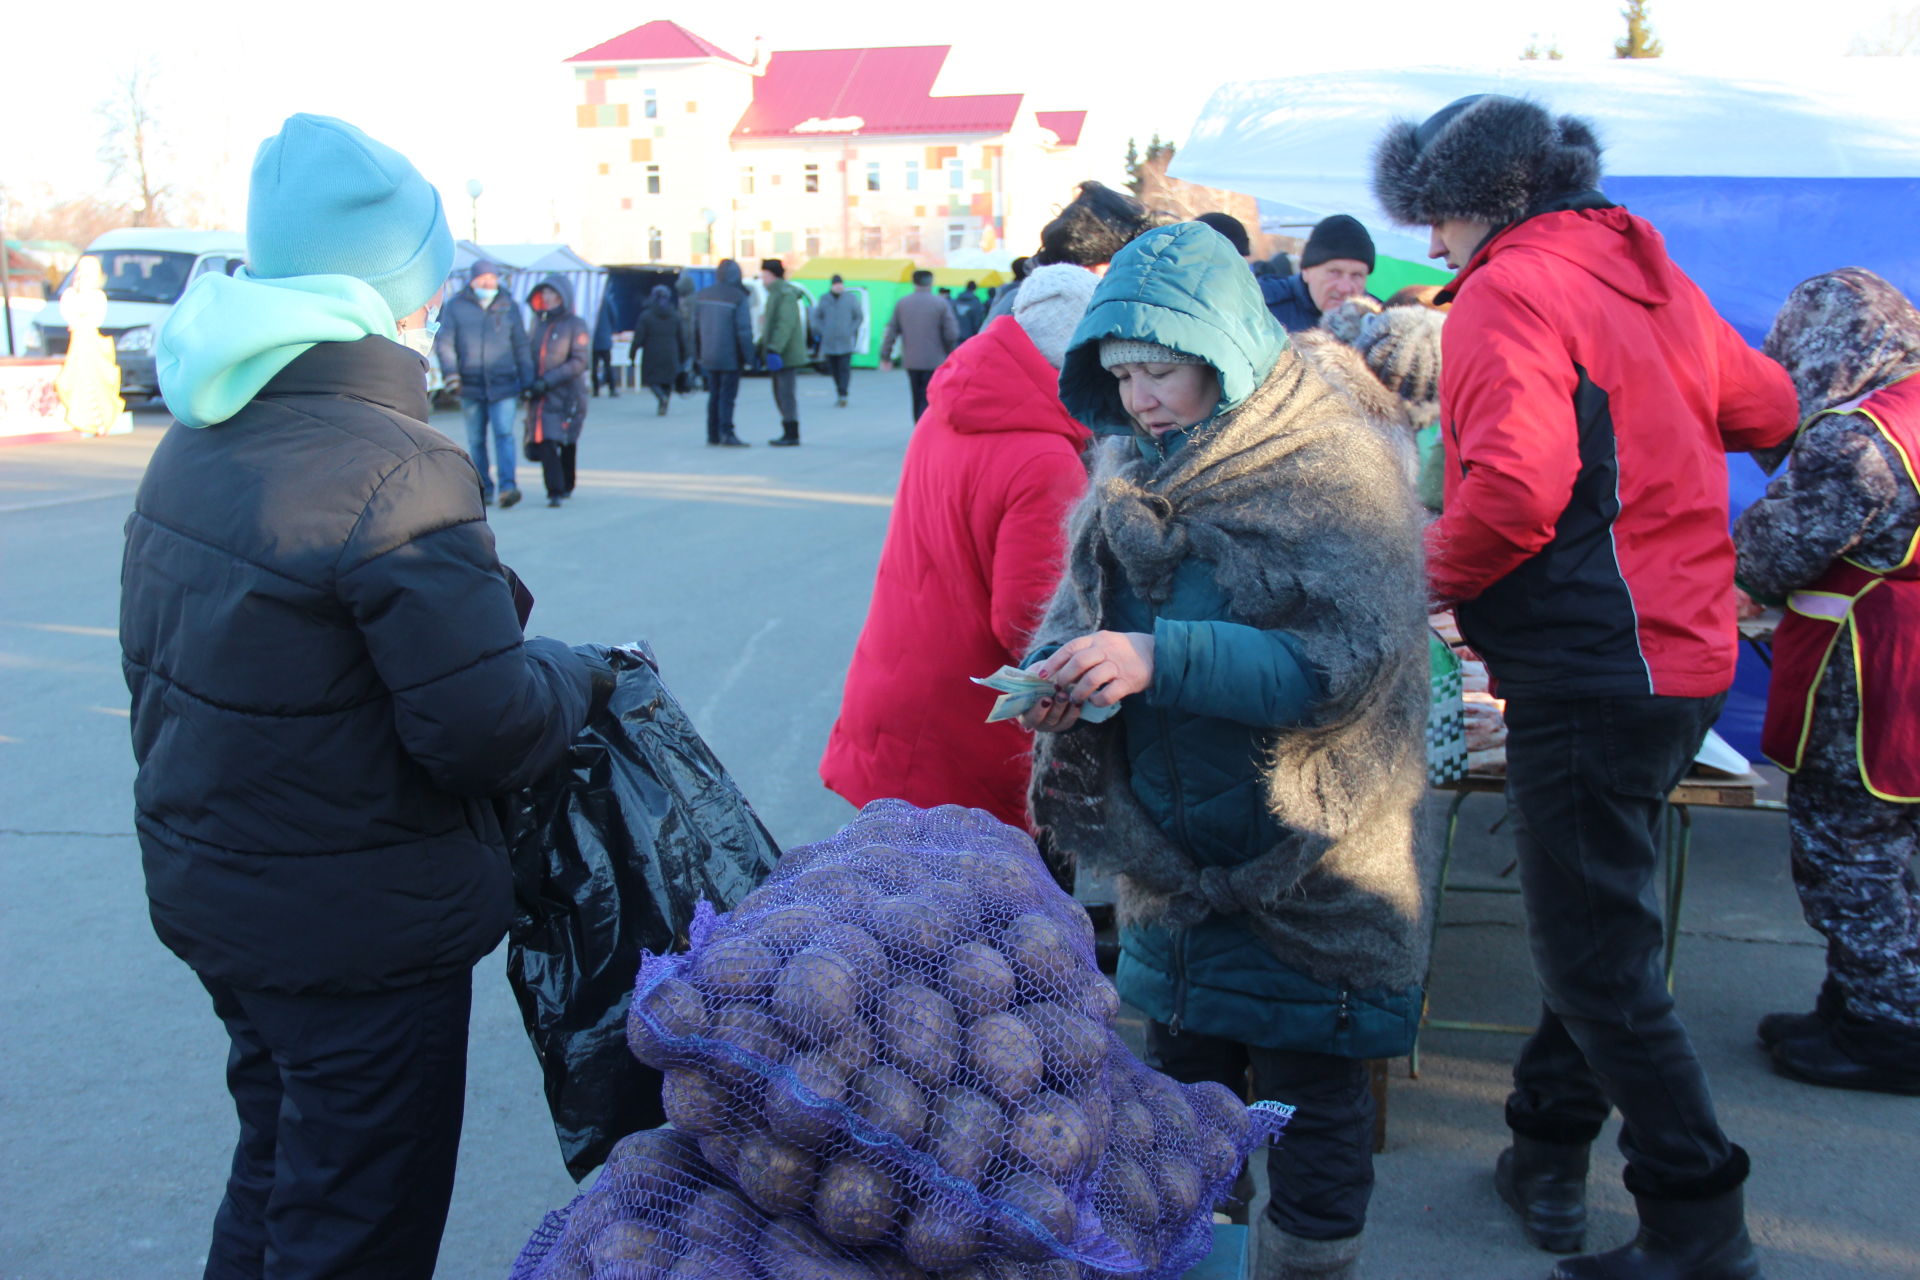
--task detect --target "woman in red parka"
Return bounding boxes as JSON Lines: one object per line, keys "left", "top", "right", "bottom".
{"left": 821, "top": 265, "right": 1099, "bottom": 826}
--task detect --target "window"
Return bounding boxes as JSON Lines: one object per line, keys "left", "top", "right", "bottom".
{"left": 905, "top": 160, "right": 920, "bottom": 192}
{"left": 648, "top": 228, "right": 663, "bottom": 262}
{"left": 740, "top": 166, "right": 754, "bottom": 194}
{"left": 645, "top": 164, "right": 661, "bottom": 195}
{"left": 947, "top": 158, "right": 964, "bottom": 190}
{"left": 866, "top": 162, "right": 881, "bottom": 193}
{"left": 904, "top": 228, "right": 922, "bottom": 255}
{"left": 740, "top": 230, "right": 757, "bottom": 260}
{"left": 861, "top": 227, "right": 883, "bottom": 256}
{"left": 805, "top": 229, "right": 822, "bottom": 257}
{"left": 804, "top": 163, "right": 820, "bottom": 194}
{"left": 947, "top": 222, "right": 967, "bottom": 252}
{"left": 643, "top": 89, "right": 658, "bottom": 119}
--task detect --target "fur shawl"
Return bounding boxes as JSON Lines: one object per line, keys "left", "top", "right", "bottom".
{"left": 1028, "top": 349, "right": 1432, "bottom": 989}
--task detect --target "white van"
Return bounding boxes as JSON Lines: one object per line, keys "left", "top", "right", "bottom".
{"left": 32, "top": 228, "right": 246, "bottom": 401}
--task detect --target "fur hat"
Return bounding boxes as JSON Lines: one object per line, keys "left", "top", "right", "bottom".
{"left": 1011, "top": 264, "right": 1100, "bottom": 369}
{"left": 1320, "top": 296, "right": 1384, "bottom": 347}
{"left": 1372, "top": 94, "right": 1603, "bottom": 228}
{"left": 1765, "top": 267, "right": 1920, "bottom": 425}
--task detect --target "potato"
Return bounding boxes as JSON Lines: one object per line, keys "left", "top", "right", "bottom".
{"left": 954, "top": 847, "right": 1047, "bottom": 911}
{"left": 682, "top": 1183, "right": 756, "bottom": 1252}
{"left": 692, "top": 932, "right": 782, "bottom": 997}
{"left": 1008, "top": 1091, "right": 1097, "bottom": 1181}
{"left": 921, "top": 877, "right": 975, "bottom": 921}
{"left": 1069, "top": 972, "right": 1123, "bottom": 1028}
{"left": 1197, "top": 1127, "right": 1244, "bottom": 1185}
{"left": 814, "top": 1155, "right": 903, "bottom": 1246}
{"left": 759, "top": 1214, "right": 837, "bottom": 1261}
{"left": 900, "top": 1196, "right": 988, "bottom": 1270}
{"left": 1110, "top": 1098, "right": 1157, "bottom": 1150}
{"left": 706, "top": 1006, "right": 791, "bottom": 1086}
{"left": 772, "top": 947, "right": 863, "bottom": 1037}
{"left": 600, "top": 1126, "right": 706, "bottom": 1188}
{"left": 733, "top": 1130, "right": 819, "bottom": 1217}
{"left": 663, "top": 1247, "right": 753, "bottom": 1280}
{"left": 1094, "top": 1220, "right": 1156, "bottom": 1276}
{"left": 1020, "top": 1003, "right": 1108, "bottom": 1092}
{"left": 792, "top": 864, "right": 881, "bottom": 920}
{"left": 925, "top": 1087, "right": 1007, "bottom": 1184}
{"left": 749, "top": 902, "right": 835, "bottom": 953}
{"left": 879, "top": 984, "right": 960, "bottom": 1091}
{"left": 850, "top": 1062, "right": 928, "bottom": 1145}
{"left": 1184, "top": 1079, "right": 1254, "bottom": 1147}
{"left": 1148, "top": 1151, "right": 1204, "bottom": 1224}
{"left": 816, "top": 1008, "right": 878, "bottom": 1077}
{"left": 697, "top": 1132, "right": 743, "bottom": 1175}
{"left": 944, "top": 942, "right": 1018, "bottom": 1019}
{"left": 625, "top": 976, "right": 708, "bottom": 1068}
{"left": 1094, "top": 1156, "right": 1158, "bottom": 1230}
{"left": 1079, "top": 1088, "right": 1114, "bottom": 1151}
{"left": 867, "top": 895, "right": 951, "bottom": 966}
{"left": 766, "top": 1050, "right": 850, "bottom": 1150}
{"left": 990, "top": 1170, "right": 1075, "bottom": 1259}
{"left": 660, "top": 1068, "right": 731, "bottom": 1136}
{"left": 862, "top": 1247, "right": 934, "bottom": 1280}
{"left": 1139, "top": 1074, "right": 1200, "bottom": 1147}
{"left": 1001, "top": 913, "right": 1081, "bottom": 995}
{"left": 811, "top": 921, "right": 890, "bottom": 984}
{"left": 965, "top": 1011, "right": 1045, "bottom": 1105}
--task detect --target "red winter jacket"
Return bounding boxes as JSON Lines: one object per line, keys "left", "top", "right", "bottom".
{"left": 821, "top": 316, "right": 1091, "bottom": 825}
{"left": 1428, "top": 207, "right": 1797, "bottom": 698}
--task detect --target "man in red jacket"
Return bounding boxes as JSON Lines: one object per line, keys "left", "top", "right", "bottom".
{"left": 1375, "top": 96, "right": 1797, "bottom": 1280}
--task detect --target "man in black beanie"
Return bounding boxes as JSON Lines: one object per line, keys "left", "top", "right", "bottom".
{"left": 1374, "top": 92, "right": 1797, "bottom": 1280}
{"left": 1265, "top": 213, "right": 1376, "bottom": 331}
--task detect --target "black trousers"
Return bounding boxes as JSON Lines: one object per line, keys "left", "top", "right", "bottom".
{"left": 825, "top": 353, "right": 853, "bottom": 398}
{"left": 1148, "top": 1021, "right": 1375, "bottom": 1242}
{"left": 197, "top": 970, "right": 472, "bottom": 1280}
{"left": 1503, "top": 692, "right": 1745, "bottom": 1199}
{"left": 590, "top": 349, "right": 617, "bottom": 395}
{"left": 646, "top": 381, "right": 673, "bottom": 411}
{"left": 539, "top": 440, "right": 577, "bottom": 498}
{"left": 705, "top": 370, "right": 741, "bottom": 442}
{"left": 907, "top": 368, "right": 935, "bottom": 425}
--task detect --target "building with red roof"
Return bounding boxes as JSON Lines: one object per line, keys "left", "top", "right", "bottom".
{"left": 564, "top": 21, "right": 1091, "bottom": 269}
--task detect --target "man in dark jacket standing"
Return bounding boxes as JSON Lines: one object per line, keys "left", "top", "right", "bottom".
{"left": 434, "top": 257, "right": 533, "bottom": 506}
{"left": 132, "top": 114, "right": 609, "bottom": 1279}
{"left": 811, "top": 273, "right": 864, "bottom": 406}
{"left": 589, "top": 295, "right": 618, "bottom": 398}
{"left": 1374, "top": 95, "right": 1797, "bottom": 1280}
{"left": 880, "top": 269, "right": 959, "bottom": 425}
{"left": 694, "top": 259, "right": 753, "bottom": 446}
{"left": 1264, "top": 214, "right": 1376, "bottom": 331}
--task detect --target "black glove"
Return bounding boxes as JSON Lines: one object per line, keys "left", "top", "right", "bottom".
{"left": 573, "top": 645, "right": 617, "bottom": 720}
{"left": 528, "top": 377, "right": 549, "bottom": 397}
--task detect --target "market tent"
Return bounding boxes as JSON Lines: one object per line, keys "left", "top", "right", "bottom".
{"left": 793, "top": 258, "right": 917, "bottom": 285}
{"left": 1173, "top": 60, "right": 1920, "bottom": 762}
{"left": 451, "top": 241, "right": 609, "bottom": 334}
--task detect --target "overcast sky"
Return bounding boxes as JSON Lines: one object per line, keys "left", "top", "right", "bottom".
{"left": 1, "top": 0, "right": 1905, "bottom": 242}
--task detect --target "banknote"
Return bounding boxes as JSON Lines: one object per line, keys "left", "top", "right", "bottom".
{"left": 970, "top": 665, "right": 1121, "bottom": 725}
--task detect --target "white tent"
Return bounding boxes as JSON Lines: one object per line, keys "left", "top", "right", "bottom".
{"left": 1171, "top": 60, "right": 1920, "bottom": 337}
{"left": 451, "top": 241, "right": 609, "bottom": 330}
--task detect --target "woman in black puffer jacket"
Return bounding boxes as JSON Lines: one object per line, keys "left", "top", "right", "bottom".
{"left": 527, "top": 275, "right": 594, "bottom": 507}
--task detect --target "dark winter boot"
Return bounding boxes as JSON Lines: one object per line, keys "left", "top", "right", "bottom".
{"left": 1756, "top": 978, "right": 1843, "bottom": 1047}
{"left": 1495, "top": 1135, "right": 1589, "bottom": 1254}
{"left": 1771, "top": 1018, "right": 1920, "bottom": 1095}
{"left": 769, "top": 420, "right": 801, "bottom": 447}
{"left": 720, "top": 429, "right": 751, "bottom": 448}
{"left": 1551, "top": 1187, "right": 1761, "bottom": 1280}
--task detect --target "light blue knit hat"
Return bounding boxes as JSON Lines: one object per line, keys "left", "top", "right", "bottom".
{"left": 246, "top": 114, "right": 453, "bottom": 323}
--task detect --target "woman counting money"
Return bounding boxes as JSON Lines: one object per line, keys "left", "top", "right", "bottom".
{"left": 1022, "top": 222, "right": 1432, "bottom": 1280}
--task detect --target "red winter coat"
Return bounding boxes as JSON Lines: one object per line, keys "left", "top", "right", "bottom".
{"left": 1428, "top": 207, "right": 1797, "bottom": 698}
{"left": 821, "top": 316, "right": 1091, "bottom": 825}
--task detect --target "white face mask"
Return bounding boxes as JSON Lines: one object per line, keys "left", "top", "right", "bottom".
{"left": 399, "top": 323, "right": 438, "bottom": 360}
{"left": 473, "top": 286, "right": 498, "bottom": 306}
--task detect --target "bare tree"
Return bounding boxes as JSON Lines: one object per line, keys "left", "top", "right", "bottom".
{"left": 1848, "top": 4, "right": 1920, "bottom": 53}
{"left": 1522, "top": 35, "right": 1566, "bottom": 59}
{"left": 1615, "top": 0, "right": 1665, "bottom": 57}
{"left": 97, "top": 64, "right": 172, "bottom": 227}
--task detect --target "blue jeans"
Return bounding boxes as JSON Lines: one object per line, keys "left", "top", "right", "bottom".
{"left": 462, "top": 397, "right": 518, "bottom": 497}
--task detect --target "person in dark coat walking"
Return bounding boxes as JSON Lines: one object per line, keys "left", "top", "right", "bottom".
{"left": 527, "top": 276, "right": 593, "bottom": 506}
{"left": 879, "top": 269, "right": 959, "bottom": 425}
{"left": 953, "top": 280, "right": 987, "bottom": 340}
{"left": 674, "top": 274, "right": 699, "bottom": 394}
{"left": 434, "top": 257, "right": 533, "bottom": 506}
{"left": 694, "top": 259, "right": 753, "bottom": 447}
{"left": 133, "top": 114, "right": 609, "bottom": 1280}
{"left": 629, "top": 284, "right": 682, "bottom": 415}
{"left": 811, "top": 273, "right": 865, "bottom": 406}
{"left": 589, "top": 295, "right": 619, "bottom": 398}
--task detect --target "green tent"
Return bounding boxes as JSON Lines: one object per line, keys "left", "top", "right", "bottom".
{"left": 1367, "top": 254, "right": 1453, "bottom": 301}
{"left": 793, "top": 259, "right": 920, "bottom": 369}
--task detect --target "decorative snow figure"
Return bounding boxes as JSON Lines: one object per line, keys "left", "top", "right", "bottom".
{"left": 55, "top": 256, "right": 124, "bottom": 435}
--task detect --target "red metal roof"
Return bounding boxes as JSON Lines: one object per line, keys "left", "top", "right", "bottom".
{"left": 566, "top": 20, "right": 746, "bottom": 65}
{"left": 1034, "top": 111, "right": 1088, "bottom": 147}
{"left": 734, "top": 46, "right": 1022, "bottom": 139}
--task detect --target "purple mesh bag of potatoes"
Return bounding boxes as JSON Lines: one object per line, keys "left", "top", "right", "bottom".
{"left": 618, "top": 800, "right": 1289, "bottom": 1277}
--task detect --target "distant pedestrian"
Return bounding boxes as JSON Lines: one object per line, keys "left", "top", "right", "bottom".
{"left": 1735, "top": 267, "right": 1920, "bottom": 1098}
{"left": 629, "top": 284, "right": 681, "bottom": 415}
{"left": 985, "top": 254, "right": 1034, "bottom": 321}
{"left": 435, "top": 257, "right": 532, "bottom": 506}
{"left": 589, "top": 295, "right": 618, "bottom": 397}
{"left": 1198, "top": 210, "right": 1305, "bottom": 330}
{"left": 880, "top": 269, "right": 959, "bottom": 425}
{"left": 759, "top": 258, "right": 808, "bottom": 447}
{"left": 1264, "top": 214, "right": 1376, "bottom": 332}
{"left": 132, "top": 112, "right": 610, "bottom": 1280}
{"left": 822, "top": 263, "right": 1100, "bottom": 826}
{"left": 674, "top": 274, "right": 699, "bottom": 394}
{"left": 525, "top": 276, "right": 592, "bottom": 507}
{"left": 812, "top": 273, "right": 864, "bottom": 407}
{"left": 953, "top": 280, "right": 987, "bottom": 340}
{"left": 693, "top": 259, "right": 753, "bottom": 447}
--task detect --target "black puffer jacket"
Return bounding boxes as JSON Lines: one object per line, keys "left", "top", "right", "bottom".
{"left": 529, "top": 275, "right": 593, "bottom": 446}
{"left": 121, "top": 336, "right": 594, "bottom": 994}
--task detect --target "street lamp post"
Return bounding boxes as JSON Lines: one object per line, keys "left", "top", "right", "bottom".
{"left": 465, "top": 179, "right": 484, "bottom": 242}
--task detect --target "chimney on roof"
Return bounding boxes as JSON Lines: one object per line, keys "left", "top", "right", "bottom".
{"left": 750, "top": 35, "right": 764, "bottom": 68}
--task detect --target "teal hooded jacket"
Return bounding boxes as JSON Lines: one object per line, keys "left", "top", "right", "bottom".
{"left": 1041, "top": 224, "right": 1421, "bottom": 1054}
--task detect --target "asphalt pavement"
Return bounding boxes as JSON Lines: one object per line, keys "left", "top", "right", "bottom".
{"left": 1, "top": 368, "right": 1914, "bottom": 1279}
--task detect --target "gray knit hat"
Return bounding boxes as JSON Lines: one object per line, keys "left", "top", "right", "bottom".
{"left": 1012, "top": 264, "right": 1100, "bottom": 369}
{"left": 1098, "top": 338, "right": 1208, "bottom": 370}
{"left": 1354, "top": 307, "right": 1445, "bottom": 427}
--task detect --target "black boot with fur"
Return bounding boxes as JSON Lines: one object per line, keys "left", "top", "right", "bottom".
{"left": 1552, "top": 1186, "right": 1761, "bottom": 1280}
{"left": 1495, "top": 1135, "right": 1589, "bottom": 1254}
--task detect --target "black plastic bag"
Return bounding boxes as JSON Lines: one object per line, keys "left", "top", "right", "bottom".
{"left": 505, "top": 642, "right": 780, "bottom": 1180}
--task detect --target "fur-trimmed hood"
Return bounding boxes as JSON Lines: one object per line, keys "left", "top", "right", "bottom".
{"left": 1372, "top": 93, "right": 1603, "bottom": 228}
